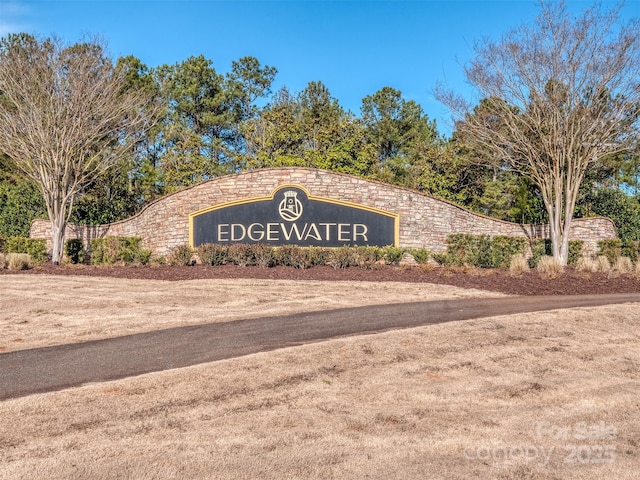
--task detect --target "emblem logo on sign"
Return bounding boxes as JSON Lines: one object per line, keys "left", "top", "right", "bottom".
{"left": 278, "top": 190, "right": 303, "bottom": 221}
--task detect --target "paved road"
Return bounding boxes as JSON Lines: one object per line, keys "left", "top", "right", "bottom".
{"left": 1, "top": 293, "right": 639, "bottom": 400}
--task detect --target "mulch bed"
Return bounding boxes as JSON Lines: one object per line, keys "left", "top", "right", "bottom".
{"left": 3, "top": 262, "right": 640, "bottom": 296}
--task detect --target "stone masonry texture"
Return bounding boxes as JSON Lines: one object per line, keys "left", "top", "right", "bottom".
{"left": 30, "top": 167, "right": 617, "bottom": 256}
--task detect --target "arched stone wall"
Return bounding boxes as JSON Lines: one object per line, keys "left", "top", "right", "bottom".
{"left": 30, "top": 167, "right": 617, "bottom": 256}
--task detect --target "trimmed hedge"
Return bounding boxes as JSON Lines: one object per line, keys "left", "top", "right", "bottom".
{"left": 4, "top": 236, "right": 48, "bottom": 264}
{"left": 196, "top": 243, "right": 228, "bottom": 266}
{"left": 64, "top": 239, "right": 85, "bottom": 264}
{"left": 598, "top": 239, "right": 639, "bottom": 264}
{"left": 168, "top": 245, "right": 194, "bottom": 266}
{"left": 439, "top": 234, "right": 527, "bottom": 268}
{"left": 191, "top": 244, "right": 413, "bottom": 269}
{"left": 90, "top": 237, "right": 151, "bottom": 265}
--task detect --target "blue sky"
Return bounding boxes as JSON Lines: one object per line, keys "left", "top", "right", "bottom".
{"left": 0, "top": 0, "right": 637, "bottom": 136}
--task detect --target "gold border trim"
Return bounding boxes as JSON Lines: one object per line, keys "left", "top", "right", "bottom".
{"left": 189, "top": 184, "right": 400, "bottom": 247}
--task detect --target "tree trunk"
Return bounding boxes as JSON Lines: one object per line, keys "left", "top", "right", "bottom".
{"left": 50, "top": 214, "right": 66, "bottom": 265}
{"left": 541, "top": 179, "right": 569, "bottom": 265}
{"left": 44, "top": 192, "right": 69, "bottom": 265}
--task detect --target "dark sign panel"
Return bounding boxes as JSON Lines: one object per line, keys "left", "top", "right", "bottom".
{"left": 190, "top": 185, "right": 399, "bottom": 247}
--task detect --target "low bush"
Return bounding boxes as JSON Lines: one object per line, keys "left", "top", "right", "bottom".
{"left": 149, "top": 255, "right": 167, "bottom": 266}
{"left": 410, "top": 248, "right": 431, "bottom": 264}
{"left": 277, "top": 245, "right": 327, "bottom": 269}
{"left": 491, "top": 236, "right": 528, "bottom": 268}
{"left": 64, "top": 239, "right": 85, "bottom": 264}
{"left": 227, "top": 243, "right": 255, "bottom": 267}
{"left": 536, "top": 255, "right": 564, "bottom": 278}
{"left": 251, "top": 244, "right": 277, "bottom": 268}
{"left": 622, "top": 240, "right": 640, "bottom": 264}
{"left": 0, "top": 252, "right": 6, "bottom": 268}
{"left": 169, "top": 245, "right": 194, "bottom": 266}
{"left": 444, "top": 234, "right": 527, "bottom": 268}
{"left": 352, "top": 246, "right": 383, "bottom": 269}
{"left": 305, "top": 246, "right": 329, "bottom": 268}
{"left": 274, "top": 245, "right": 298, "bottom": 267}
{"left": 7, "top": 252, "right": 32, "bottom": 270}
{"left": 596, "top": 239, "right": 640, "bottom": 266}
{"left": 568, "top": 241, "right": 584, "bottom": 266}
{"left": 197, "top": 244, "right": 228, "bottom": 266}
{"left": 445, "top": 234, "right": 489, "bottom": 267}
{"left": 431, "top": 252, "right": 451, "bottom": 266}
{"left": 597, "top": 239, "right": 622, "bottom": 264}
{"left": 4, "top": 237, "right": 48, "bottom": 264}
{"left": 90, "top": 237, "right": 152, "bottom": 265}
{"left": 326, "top": 245, "right": 354, "bottom": 269}
{"left": 382, "top": 246, "right": 405, "bottom": 265}
{"left": 529, "top": 239, "right": 550, "bottom": 267}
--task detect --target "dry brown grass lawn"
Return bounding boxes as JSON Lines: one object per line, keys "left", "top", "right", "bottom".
{"left": 0, "top": 294, "right": 638, "bottom": 479}
{"left": 0, "top": 275, "right": 504, "bottom": 352}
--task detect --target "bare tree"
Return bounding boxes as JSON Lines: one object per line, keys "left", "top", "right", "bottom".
{"left": 437, "top": 1, "right": 640, "bottom": 264}
{"left": 0, "top": 34, "right": 157, "bottom": 263}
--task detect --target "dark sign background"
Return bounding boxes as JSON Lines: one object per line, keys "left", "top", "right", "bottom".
{"left": 191, "top": 187, "right": 397, "bottom": 247}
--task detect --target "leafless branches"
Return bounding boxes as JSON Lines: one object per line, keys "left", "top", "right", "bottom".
{"left": 0, "top": 34, "right": 157, "bottom": 262}
{"left": 436, "top": 1, "right": 640, "bottom": 263}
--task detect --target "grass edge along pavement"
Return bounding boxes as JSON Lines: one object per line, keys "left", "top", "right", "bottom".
{"left": 1, "top": 293, "right": 639, "bottom": 400}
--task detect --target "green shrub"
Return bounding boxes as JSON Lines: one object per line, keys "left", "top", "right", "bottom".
{"left": 168, "top": 245, "right": 194, "bottom": 266}
{"left": 0, "top": 236, "right": 4, "bottom": 253}
{"left": 490, "top": 236, "right": 528, "bottom": 268}
{"left": 444, "top": 234, "right": 527, "bottom": 268}
{"left": 431, "top": 252, "right": 452, "bottom": 266}
{"left": 621, "top": 240, "right": 639, "bottom": 264}
{"left": 306, "top": 246, "right": 329, "bottom": 267}
{"left": 274, "top": 245, "right": 297, "bottom": 267}
{"left": 251, "top": 244, "right": 277, "bottom": 268}
{"left": 5, "top": 237, "right": 48, "bottom": 264}
{"left": 597, "top": 239, "right": 622, "bottom": 264}
{"left": 352, "top": 246, "right": 383, "bottom": 269}
{"left": 196, "top": 243, "right": 228, "bottom": 266}
{"left": 445, "top": 234, "right": 491, "bottom": 267}
{"left": 567, "top": 240, "right": 584, "bottom": 266}
{"left": 382, "top": 246, "right": 405, "bottom": 265}
{"left": 326, "top": 245, "right": 354, "bottom": 269}
{"left": 410, "top": 248, "right": 431, "bottom": 264}
{"left": 276, "top": 245, "right": 325, "bottom": 269}
{"left": 64, "top": 239, "right": 85, "bottom": 264}
{"left": 446, "top": 234, "right": 481, "bottom": 266}
{"left": 90, "top": 237, "right": 151, "bottom": 265}
{"left": 530, "top": 239, "right": 551, "bottom": 267}
{"left": 597, "top": 238, "right": 639, "bottom": 265}
{"left": 0, "top": 181, "right": 46, "bottom": 238}
{"left": 580, "top": 188, "right": 640, "bottom": 242}
{"left": 150, "top": 255, "right": 167, "bottom": 266}
{"left": 227, "top": 243, "right": 254, "bottom": 267}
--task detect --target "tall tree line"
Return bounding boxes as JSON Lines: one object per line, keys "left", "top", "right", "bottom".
{"left": 1, "top": 1, "right": 639, "bottom": 256}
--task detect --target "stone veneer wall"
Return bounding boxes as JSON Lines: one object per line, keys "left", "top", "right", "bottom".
{"left": 30, "top": 167, "right": 617, "bottom": 256}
